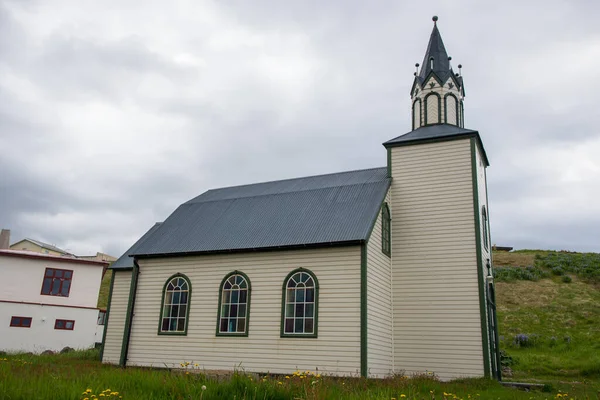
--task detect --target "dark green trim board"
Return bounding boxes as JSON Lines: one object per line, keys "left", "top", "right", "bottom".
{"left": 387, "top": 148, "right": 392, "bottom": 178}
{"left": 424, "top": 92, "right": 441, "bottom": 125}
{"left": 120, "top": 261, "right": 139, "bottom": 367}
{"left": 280, "top": 268, "right": 319, "bottom": 338}
{"left": 134, "top": 240, "right": 362, "bottom": 261}
{"left": 360, "top": 243, "right": 368, "bottom": 378}
{"left": 99, "top": 269, "right": 115, "bottom": 362}
{"left": 216, "top": 270, "right": 252, "bottom": 337}
{"left": 460, "top": 101, "right": 465, "bottom": 127}
{"left": 157, "top": 273, "right": 192, "bottom": 336}
{"left": 484, "top": 166, "right": 502, "bottom": 380}
{"left": 471, "top": 138, "right": 491, "bottom": 378}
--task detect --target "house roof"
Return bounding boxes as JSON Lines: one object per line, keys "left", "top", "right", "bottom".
{"left": 11, "top": 238, "right": 72, "bottom": 255}
{"left": 0, "top": 249, "right": 108, "bottom": 266}
{"left": 128, "top": 167, "right": 391, "bottom": 259}
{"left": 111, "top": 223, "right": 163, "bottom": 269}
{"left": 383, "top": 124, "right": 489, "bottom": 166}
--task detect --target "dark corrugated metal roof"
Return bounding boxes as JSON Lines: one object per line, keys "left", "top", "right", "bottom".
{"left": 130, "top": 167, "right": 390, "bottom": 257}
{"left": 383, "top": 124, "right": 489, "bottom": 166}
{"left": 111, "top": 223, "right": 162, "bottom": 269}
{"left": 384, "top": 124, "right": 477, "bottom": 145}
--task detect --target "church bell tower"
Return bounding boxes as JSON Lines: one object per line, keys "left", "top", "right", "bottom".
{"left": 410, "top": 16, "right": 465, "bottom": 130}
{"left": 383, "top": 17, "right": 501, "bottom": 381}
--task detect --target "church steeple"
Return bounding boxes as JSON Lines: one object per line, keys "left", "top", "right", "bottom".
{"left": 410, "top": 16, "right": 465, "bottom": 130}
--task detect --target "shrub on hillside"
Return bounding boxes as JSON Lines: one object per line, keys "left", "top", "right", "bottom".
{"left": 493, "top": 265, "right": 549, "bottom": 282}
{"left": 535, "top": 252, "right": 600, "bottom": 282}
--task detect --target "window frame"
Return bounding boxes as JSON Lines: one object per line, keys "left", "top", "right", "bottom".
{"left": 10, "top": 316, "right": 32, "bottom": 328}
{"left": 157, "top": 273, "right": 192, "bottom": 336}
{"left": 482, "top": 206, "right": 489, "bottom": 250}
{"left": 381, "top": 203, "right": 391, "bottom": 257}
{"left": 54, "top": 319, "right": 75, "bottom": 330}
{"left": 41, "top": 268, "right": 74, "bottom": 297}
{"left": 280, "top": 268, "right": 319, "bottom": 339}
{"left": 215, "top": 271, "right": 252, "bottom": 337}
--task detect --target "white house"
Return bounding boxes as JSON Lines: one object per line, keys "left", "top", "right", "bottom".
{"left": 0, "top": 249, "right": 108, "bottom": 353}
{"left": 101, "top": 18, "right": 501, "bottom": 381}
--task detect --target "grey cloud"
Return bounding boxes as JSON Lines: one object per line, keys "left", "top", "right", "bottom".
{"left": 1, "top": 0, "right": 599, "bottom": 257}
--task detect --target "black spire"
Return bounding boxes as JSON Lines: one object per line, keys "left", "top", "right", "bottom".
{"left": 418, "top": 16, "right": 452, "bottom": 83}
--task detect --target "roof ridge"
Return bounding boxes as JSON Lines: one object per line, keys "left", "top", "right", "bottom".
{"left": 187, "top": 179, "right": 390, "bottom": 204}
{"left": 202, "top": 166, "right": 387, "bottom": 194}
{"left": 23, "top": 238, "right": 69, "bottom": 254}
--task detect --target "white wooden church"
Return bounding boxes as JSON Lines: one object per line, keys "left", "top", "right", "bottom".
{"left": 102, "top": 17, "right": 501, "bottom": 381}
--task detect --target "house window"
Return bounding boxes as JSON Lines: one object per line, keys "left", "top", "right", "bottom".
{"left": 41, "top": 268, "right": 73, "bottom": 297}
{"left": 159, "top": 274, "right": 191, "bottom": 335}
{"left": 54, "top": 319, "right": 75, "bottom": 330}
{"left": 382, "top": 203, "right": 391, "bottom": 256}
{"left": 97, "top": 310, "right": 107, "bottom": 325}
{"left": 10, "top": 316, "right": 32, "bottom": 328}
{"left": 281, "top": 269, "right": 318, "bottom": 337}
{"left": 482, "top": 206, "right": 489, "bottom": 250}
{"left": 217, "top": 272, "right": 251, "bottom": 336}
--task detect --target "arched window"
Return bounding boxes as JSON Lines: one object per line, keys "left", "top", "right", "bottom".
{"left": 424, "top": 92, "right": 441, "bottom": 125}
{"left": 381, "top": 203, "right": 391, "bottom": 256}
{"left": 482, "top": 206, "right": 489, "bottom": 250}
{"left": 281, "top": 268, "right": 319, "bottom": 337}
{"left": 159, "top": 274, "right": 191, "bottom": 335}
{"left": 444, "top": 93, "right": 458, "bottom": 125}
{"left": 217, "top": 271, "right": 251, "bottom": 336}
{"left": 412, "top": 99, "right": 421, "bottom": 130}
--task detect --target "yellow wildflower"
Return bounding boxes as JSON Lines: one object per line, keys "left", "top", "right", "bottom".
{"left": 401, "top": 395, "right": 406, "bottom": 398}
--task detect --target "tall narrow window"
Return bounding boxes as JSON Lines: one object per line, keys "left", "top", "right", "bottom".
{"left": 382, "top": 203, "right": 391, "bottom": 256}
{"left": 281, "top": 269, "right": 318, "bottom": 337}
{"left": 159, "top": 274, "right": 191, "bottom": 335}
{"left": 41, "top": 268, "right": 73, "bottom": 297}
{"left": 217, "top": 271, "right": 251, "bottom": 336}
{"left": 482, "top": 206, "right": 489, "bottom": 250}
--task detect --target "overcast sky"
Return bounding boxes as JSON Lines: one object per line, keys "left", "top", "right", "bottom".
{"left": 1, "top": 0, "right": 599, "bottom": 257}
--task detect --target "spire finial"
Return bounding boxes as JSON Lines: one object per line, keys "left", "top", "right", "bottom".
{"left": 432, "top": 16, "right": 438, "bottom": 25}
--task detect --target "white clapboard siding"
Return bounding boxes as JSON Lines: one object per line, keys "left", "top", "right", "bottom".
{"left": 102, "top": 270, "right": 132, "bottom": 364}
{"left": 445, "top": 95, "right": 458, "bottom": 125}
{"left": 366, "top": 189, "right": 393, "bottom": 378}
{"left": 390, "top": 138, "right": 484, "bottom": 380}
{"left": 127, "top": 246, "right": 361, "bottom": 376}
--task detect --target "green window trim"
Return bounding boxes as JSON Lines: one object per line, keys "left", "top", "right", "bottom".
{"left": 157, "top": 273, "right": 192, "bottom": 336}
{"left": 381, "top": 203, "right": 391, "bottom": 257}
{"left": 216, "top": 270, "right": 252, "bottom": 337}
{"left": 482, "top": 206, "right": 489, "bottom": 251}
{"left": 280, "top": 268, "right": 319, "bottom": 338}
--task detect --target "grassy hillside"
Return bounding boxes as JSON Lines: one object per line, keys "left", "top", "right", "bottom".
{"left": 493, "top": 249, "right": 600, "bottom": 385}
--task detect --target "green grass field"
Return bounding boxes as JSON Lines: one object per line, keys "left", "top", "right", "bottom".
{"left": 2, "top": 350, "right": 596, "bottom": 400}
{"left": 4, "top": 249, "right": 597, "bottom": 399}
{"left": 494, "top": 249, "right": 600, "bottom": 394}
